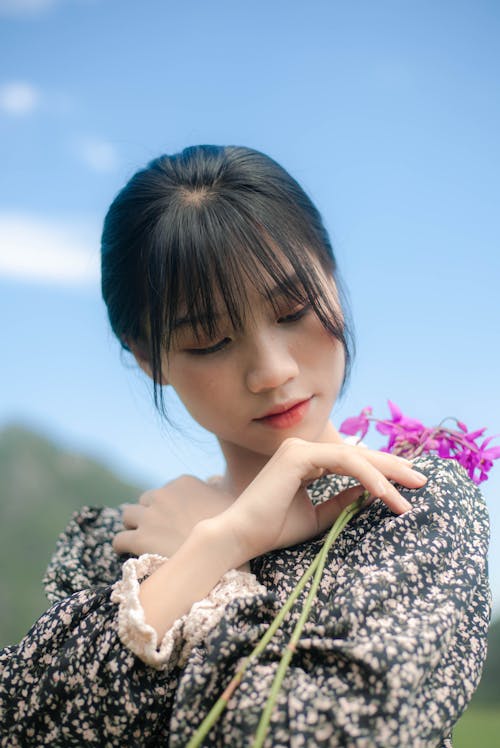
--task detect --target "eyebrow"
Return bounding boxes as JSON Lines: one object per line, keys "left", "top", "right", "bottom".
{"left": 172, "top": 273, "right": 305, "bottom": 331}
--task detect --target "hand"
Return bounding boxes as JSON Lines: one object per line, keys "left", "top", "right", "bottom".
{"left": 219, "top": 438, "right": 427, "bottom": 562}
{"left": 112, "top": 475, "right": 235, "bottom": 558}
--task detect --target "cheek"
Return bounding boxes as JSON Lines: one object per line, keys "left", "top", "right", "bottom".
{"left": 302, "top": 316, "right": 344, "bottom": 362}
{"left": 305, "top": 323, "right": 346, "bottom": 395}
{"left": 167, "top": 357, "right": 235, "bottom": 416}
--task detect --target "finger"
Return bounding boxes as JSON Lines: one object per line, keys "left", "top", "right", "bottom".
{"left": 309, "top": 445, "right": 413, "bottom": 514}
{"left": 121, "top": 504, "right": 145, "bottom": 529}
{"left": 345, "top": 456, "right": 412, "bottom": 514}
{"left": 139, "top": 491, "right": 155, "bottom": 507}
{"left": 359, "top": 450, "right": 428, "bottom": 489}
{"left": 113, "top": 529, "right": 140, "bottom": 555}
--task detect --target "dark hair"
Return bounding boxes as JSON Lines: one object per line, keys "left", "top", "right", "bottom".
{"left": 101, "top": 145, "right": 355, "bottom": 415}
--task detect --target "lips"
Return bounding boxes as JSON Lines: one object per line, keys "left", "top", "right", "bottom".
{"left": 254, "top": 397, "right": 313, "bottom": 429}
{"left": 256, "top": 398, "right": 310, "bottom": 419}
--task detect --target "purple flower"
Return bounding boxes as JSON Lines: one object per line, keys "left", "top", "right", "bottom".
{"left": 341, "top": 400, "right": 500, "bottom": 484}
{"left": 339, "top": 407, "right": 372, "bottom": 440}
{"left": 380, "top": 400, "right": 425, "bottom": 432}
{"left": 474, "top": 444, "right": 500, "bottom": 483}
{"left": 436, "top": 435, "right": 453, "bottom": 458}
{"left": 372, "top": 401, "right": 426, "bottom": 453}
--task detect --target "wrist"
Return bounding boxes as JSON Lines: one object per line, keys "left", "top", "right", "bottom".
{"left": 138, "top": 517, "right": 245, "bottom": 640}
{"left": 199, "top": 512, "right": 251, "bottom": 571}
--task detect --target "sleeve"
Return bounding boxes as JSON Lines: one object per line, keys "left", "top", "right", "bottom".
{"left": 168, "top": 455, "right": 492, "bottom": 747}
{"left": 110, "top": 553, "right": 268, "bottom": 669}
{"left": 0, "top": 582, "right": 179, "bottom": 746}
{"left": 0, "top": 510, "right": 267, "bottom": 746}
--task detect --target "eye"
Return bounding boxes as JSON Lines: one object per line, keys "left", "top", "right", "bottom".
{"left": 278, "top": 303, "right": 311, "bottom": 324}
{"left": 186, "top": 337, "right": 231, "bottom": 356}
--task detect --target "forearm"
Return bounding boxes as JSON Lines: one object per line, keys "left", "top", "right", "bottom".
{"left": 139, "top": 516, "right": 247, "bottom": 640}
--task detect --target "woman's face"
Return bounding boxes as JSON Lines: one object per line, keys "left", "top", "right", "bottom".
{"left": 160, "top": 269, "right": 346, "bottom": 461}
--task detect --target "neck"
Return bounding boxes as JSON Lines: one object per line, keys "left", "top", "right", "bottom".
{"left": 218, "top": 420, "right": 343, "bottom": 497}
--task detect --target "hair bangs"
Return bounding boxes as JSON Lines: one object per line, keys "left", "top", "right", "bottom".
{"left": 147, "top": 192, "right": 348, "bottom": 357}
{"left": 210, "top": 195, "right": 347, "bottom": 349}
{"left": 163, "top": 198, "right": 316, "bottom": 342}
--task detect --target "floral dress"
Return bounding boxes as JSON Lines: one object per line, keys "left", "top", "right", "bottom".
{"left": 0, "top": 454, "right": 491, "bottom": 747}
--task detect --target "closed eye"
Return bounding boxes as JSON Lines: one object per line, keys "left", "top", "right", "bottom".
{"left": 278, "top": 303, "right": 311, "bottom": 324}
{"left": 186, "top": 337, "right": 231, "bottom": 356}
{"left": 185, "top": 304, "right": 310, "bottom": 354}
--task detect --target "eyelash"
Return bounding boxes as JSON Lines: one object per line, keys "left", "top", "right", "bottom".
{"left": 186, "top": 303, "right": 311, "bottom": 356}
{"left": 279, "top": 303, "right": 311, "bottom": 324}
{"left": 187, "top": 337, "right": 232, "bottom": 356}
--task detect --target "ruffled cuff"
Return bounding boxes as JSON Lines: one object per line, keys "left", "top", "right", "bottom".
{"left": 111, "top": 553, "right": 267, "bottom": 670}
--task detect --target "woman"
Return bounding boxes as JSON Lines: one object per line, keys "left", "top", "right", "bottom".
{"left": 0, "top": 145, "right": 491, "bottom": 746}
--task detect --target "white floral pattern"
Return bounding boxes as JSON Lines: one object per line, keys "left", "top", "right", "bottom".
{"left": 0, "top": 454, "right": 492, "bottom": 747}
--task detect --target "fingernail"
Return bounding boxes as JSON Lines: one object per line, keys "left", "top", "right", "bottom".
{"left": 401, "top": 498, "right": 412, "bottom": 512}
{"left": 412, "top": 471, "right": 427, "bottom": 482}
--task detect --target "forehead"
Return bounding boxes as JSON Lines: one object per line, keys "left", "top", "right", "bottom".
{"left": 172, "top": 259, "right": 338, "bottom": 338}
{"left": 173, "top": 270, "right": 302, "bottom": 328}
{"left": 159, "top": 220, "right": 337, "bottom": 345}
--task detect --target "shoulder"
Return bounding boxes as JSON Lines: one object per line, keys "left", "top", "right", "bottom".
{"left": 311, "top": 453, "right": 490, "bottom": 560}
{"left": 312, "top": 451, "right": 488, "bottom": 516}
{"left": 314, "top": 454, "right": 491, "bottom": 629}
{"left": 405, "top": 453, "right": 489, "bottom": 532}
{"left": 400, "top": 454, "right": 490, "bottom": 577}
{"left": 43, "top": 505, "right": 128, "bottom": 604}
{"left": 342, "top": 454, "right": 491, "bottom": 600}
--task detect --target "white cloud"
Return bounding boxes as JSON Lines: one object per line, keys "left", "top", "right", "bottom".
{"left": 75, "top": 136, "right": 119, "bottom": 172}
{"left": 0, "top": 214, "right": 100, "bottom": 286}
{"left": 0, "top": 82, "right": 40, "bottom": 116}
{"left": 0, "top": 0, "right": 58, "bottom": 16}
{"left": 0, "top": 0, "right": 100, "bottom": 18}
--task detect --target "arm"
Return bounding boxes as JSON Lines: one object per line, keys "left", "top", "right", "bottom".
{"left": 124, "top": 439, "right": 425, "bottom": 642}
{"left": 136, "top": 518, "right": 246, "bottom": 639}
{"left": 0, "top": 443, "right": 432, "bottom": 746}
{"left": 0, "top": 514, "right": 253, "bottom": 746}
{"left": 0, "top": 584, "right": 179, "bottom": 746}
{"left": 169, "top": 456, "right": 491, "bottom": 746}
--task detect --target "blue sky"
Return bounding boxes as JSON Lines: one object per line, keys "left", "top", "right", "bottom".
{"left": 1, "top": 0, "right": 499, "bottom": 609}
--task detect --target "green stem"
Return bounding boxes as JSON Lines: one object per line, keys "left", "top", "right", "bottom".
{"left": 251, "top": 494, "right": 367, "bottom": 747}
{"left": 188, "top": 494, "right": 367, "bottom": 747}
{"left": 187, "top": 507, "right": 346, "bottom": 747}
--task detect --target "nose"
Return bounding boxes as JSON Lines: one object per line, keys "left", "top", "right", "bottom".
{"left": 245, "top": 331, "right": 299, "bottom": 394}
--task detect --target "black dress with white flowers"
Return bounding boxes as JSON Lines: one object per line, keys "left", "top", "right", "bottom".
{"left": 0, "top": 454, "right": 491, "bottom": 747}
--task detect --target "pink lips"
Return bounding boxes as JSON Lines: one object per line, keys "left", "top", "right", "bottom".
{"left": 254, "top": 397, "right": 312, "bottom": 430}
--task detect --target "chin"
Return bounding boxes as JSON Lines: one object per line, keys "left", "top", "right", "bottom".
{"left": 252, "top": 421, "right": 332, "bottom": 454}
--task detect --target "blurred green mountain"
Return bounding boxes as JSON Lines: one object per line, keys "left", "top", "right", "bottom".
{"left": 0, "top": 423, "right": 497, "bottom": 713}
{"left": 472, "top": 616, "right": 500, "bottom": 706}
{"left": 0, "top": 423, "right": 143, "bottom": 646}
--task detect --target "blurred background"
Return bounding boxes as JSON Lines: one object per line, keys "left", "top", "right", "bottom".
{"left": 0, "top": 1, "right": 499, "bottom": 743}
